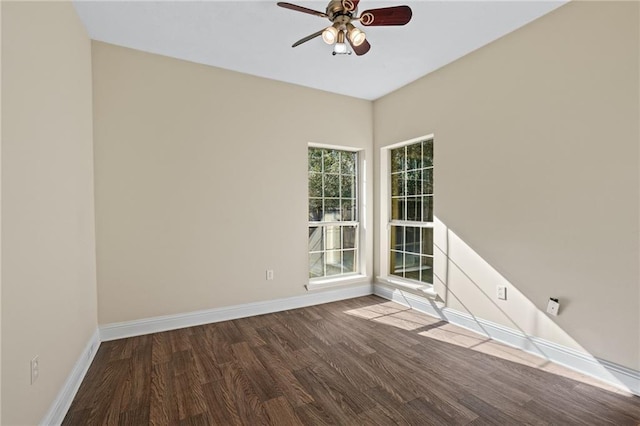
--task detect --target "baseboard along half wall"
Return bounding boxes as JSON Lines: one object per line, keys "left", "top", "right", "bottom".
{"left": 41, "top": 328, "right": 101, "bottom": 426}
{"left": 373, "top": 283, "right": 640, "bottom": 397}
{"left": 99, "top": 283, "right": 374, "bottom": 341}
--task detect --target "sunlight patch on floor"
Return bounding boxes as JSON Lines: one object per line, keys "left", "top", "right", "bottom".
{"left": 344, "top": 300, "right": 633, "bottom": 396}
{"left": 345, "top": 302, "right": 441, "bottom": 331}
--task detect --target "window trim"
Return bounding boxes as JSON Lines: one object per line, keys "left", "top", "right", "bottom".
{"left": 307, "top": 142, "right": 367, "bottom": 289}
{"left": 378, "top": 134, "right": 435, "bottom": 293}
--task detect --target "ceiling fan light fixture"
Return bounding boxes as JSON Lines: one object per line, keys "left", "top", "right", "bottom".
{"left": 322, "top": 24, "right": 339, "bottom": 44}
{"left": 279, "top": 1, "right": 413, "bottom": 56}
{"left": 333, "top": 42, "right": 348, "bottom": 54}
{"left": 333, "top": 30, "right": 349, "bottom": 55}
{"left": 346, "top": 23, "right": 366, "bottom": 47}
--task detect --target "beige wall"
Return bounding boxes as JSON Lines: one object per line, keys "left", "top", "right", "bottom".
{"left": 0, "top": 2, "right": 3, "bottom": 421}
{"left": 1, "top": 2, "right": 98, "bottom": 424}
{"left": 374, "top": 1, "right": 639, "bottom": 370}
{"left": 92, "top": 42, "right": 373, "bottom": 324}
{"left": 0, "top": 1, "right": 3, "bottom": 421}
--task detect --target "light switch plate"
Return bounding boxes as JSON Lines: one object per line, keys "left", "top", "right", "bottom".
{"left": 497, "top": 286, "right": 507, "bottom": 300}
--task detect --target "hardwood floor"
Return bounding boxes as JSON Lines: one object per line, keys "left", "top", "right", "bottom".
{"left": 63, "top": 296, "right": 640, "bottom": 425}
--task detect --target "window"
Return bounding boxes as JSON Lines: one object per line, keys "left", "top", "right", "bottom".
{"left": 308, "top": 147, "right": 359, "bottom": 279}
{"left": 388, "top": 139, "right": 434, "bottom": 284}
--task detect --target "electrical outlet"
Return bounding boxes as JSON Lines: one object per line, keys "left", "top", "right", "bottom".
{"left": 266, "top": 270, "right": 274, "bottom": 281}
{"left": 547, "top": 298, "right": 560, "bottom": 316}
{"left": 497, "top": 285, "right": 507, "bottom": 300}
{"left": 31, "top": 355, "right": 40, "bottom": 385}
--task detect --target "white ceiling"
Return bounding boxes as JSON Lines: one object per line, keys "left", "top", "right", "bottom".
{"left": 73, "top": 0, "right": 566, "bottom": 100}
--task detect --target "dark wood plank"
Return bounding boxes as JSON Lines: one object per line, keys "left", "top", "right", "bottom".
{"left": 188, "top": 332, "right": 223, "bottom": 383}
{"left": 294, "top": 400, "right": 342, "bottom": 425}
{"left": 293, "top": 366, "right": 366, "bottom": 423}
{"left": 405, "top": 397, "right": 474, "bottom": 425}
{"left": 118, "top": 407, "right": 149, "bottom": 426}
{"left": 201, "top": 380, "right": 242, "bottom": 426}
{"left": 460, "top": 393, "right": 520, "bottom": 425}
{"left": 231, "top": 341, "right": 281, "bottom": 402}
{"left": 263, "top": 396, "right": 304, "bottom": 425}
{"left": 358, "top": 404, "right": 409, "bottom": 426}
{"left": 364, "top": 386, "right": 423, "bottom": 424}
{"left": 252, "top": 344, "right": 315, "bottom": 407}
{"left": 219, "top": 360, "right": 270, "bottom": 425}
{"left": 149, "top": 362, "right": 175, "bottom": 425}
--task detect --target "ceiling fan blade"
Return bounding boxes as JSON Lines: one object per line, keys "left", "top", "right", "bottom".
{"left": 277, "top": 2, "right": 327, "bottom": 18}
{"left": 341, "top": 0, "right": 361, "bottom": 12}
{"left": 348, "top": 38, "right": 370, "bottom": 56}
{"left": 292, "top": 29, "right": 324, "bottom": 47}
{"left": 359, "top": 5, "right": 412, "bottom": 26}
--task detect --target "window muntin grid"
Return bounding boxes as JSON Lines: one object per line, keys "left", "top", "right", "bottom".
{"left": 389, "top": 139, "right": 434, "bottom": 284}
{"left": 308, "top": 148, "right": 359, "bottom": 279}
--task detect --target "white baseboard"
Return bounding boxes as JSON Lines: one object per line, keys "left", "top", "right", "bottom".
{"left": 100, "top": 283, "right": 373, "bottom": 341}
{"left": 41, "top": 328, "right": 101, "bottom": 426}
{"left": 373, "top": 283, "right": 640, "bottom": 397}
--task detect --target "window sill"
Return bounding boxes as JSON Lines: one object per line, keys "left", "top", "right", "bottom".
{"left": 306, "top": 274, "right": 370, "bottom": 291}
{"left": 376, "top": 276, "right": 439, "bottom": 299}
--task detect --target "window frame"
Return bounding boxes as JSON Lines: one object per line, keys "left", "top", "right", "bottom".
{"left": 378, "top": 135, "right": 436, "bottom": 294}
{"left": 307, "top": 143, "right": 367, "bottom": 290}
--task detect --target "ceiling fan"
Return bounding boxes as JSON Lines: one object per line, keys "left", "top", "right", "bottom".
{"left": 277, "top": 0, "right": 412, "bottom": 56}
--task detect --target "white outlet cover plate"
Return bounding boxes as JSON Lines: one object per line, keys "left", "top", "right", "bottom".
{"left": 547, "top": 299, "right": 560, "bottom": 316}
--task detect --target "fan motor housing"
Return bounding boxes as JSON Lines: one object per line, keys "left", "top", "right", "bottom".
{"left": 326, "top": 0, "right": 356, "bottom": 22}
